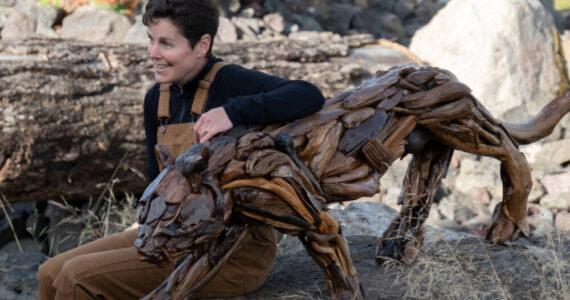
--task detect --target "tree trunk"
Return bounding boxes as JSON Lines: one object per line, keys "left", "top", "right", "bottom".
{"left": 0, "top": 34, "right": 374, "bottom": 203}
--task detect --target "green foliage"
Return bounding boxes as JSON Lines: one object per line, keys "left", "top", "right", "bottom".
{"left": 555, "top": 0, "right": 570, "bottom": 10}
{"left": 36, "top": 0, "right": 130, "bottom": 15}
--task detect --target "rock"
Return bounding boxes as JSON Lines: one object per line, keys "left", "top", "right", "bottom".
{"left": 263, "top": 12, "right": 285, "bottom": 33}
{"left": 252, "top": 202, "right": 568, "bottom": 299}
{"left": 60, "top": 6, "right": 132, "bottom": 42}
{"left": 0, "top": 251, "right": 47, "bottom": 300}
{"left": 554, "top": 210, "right": 570, "bottom": 232}
{"left": 231, "top": 16, "right": 260, "bottom": 40}
{"left": 379, "top": 11, "right": 406, "bottom": 39}
{"left": 318, "top": 3, "right": 361, "bottom": 36}
{"left": 0, "top": 10, "right": 36, "bottom": 40}
{"left": 410, "top": 0, "right": 567, "bottom": 120}
{"left": 218, "top": 0, "right": 241, "bottom": 17}
{"left": 122, "top": 18, "right": 147, "bottom": 44}
{"left": 540, "top": 0, "right": 567, "bottom": 30}
{"left": 216, "top": 16, "right": 238, "bottom": 43}
{"left": 540, "top": 193, "right": 570, "bottom": 211}
{"left": 360, "top": 9, "right": 406, "bottom": 39}
{"left": 263, "top": 0, "right": 293, "bottom": 20}
{"left": 0, "top": 0, "right": 15, "bottom": 7}
{"left": 404, "top": 20, "right": 422, "bottom": 36}
{"left": 369, "top": 0, "right": 397, "bottom": 11}
{"left": 289, "top": 13, "right": 322, "bottom": 32}
{"left": 540, "top": 171, "right": 570, "bottom": 195}
{"left": 28, "top": 3, "right": 61, "bottom": 29}
{"left": 533, "top": 139, "right": 570, "bottom": 167}
{"left": 454, "top": 156, "right": 502, "bottom": 203}
{"left": 394, "top": 0, "right": 415, "bottom": 19}
{"left": 527, "top": 203, "right": 554, "bottom": 239}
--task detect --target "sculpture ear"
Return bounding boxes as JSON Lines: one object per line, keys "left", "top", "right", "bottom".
{"left": 176, "top": 143, "right": 211, "bottom": 175}
{"left": 155, "top": 143, "right": 175, "bottom": 170}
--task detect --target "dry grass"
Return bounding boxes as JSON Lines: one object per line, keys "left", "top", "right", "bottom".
{"left": 381, "top": 231, "right": 569, "bottom": 299}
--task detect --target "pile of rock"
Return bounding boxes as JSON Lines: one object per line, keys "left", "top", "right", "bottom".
{"left": 0, "top": 0, "right": 450, "bottom": 45}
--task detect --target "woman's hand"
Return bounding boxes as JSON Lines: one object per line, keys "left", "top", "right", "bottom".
{"left": 194, "top": 107, "right": 234, "bottom": 143}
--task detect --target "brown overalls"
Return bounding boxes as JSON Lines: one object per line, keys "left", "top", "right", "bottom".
{"left": 38, "top": 62, "right": 277, "bottom": 300}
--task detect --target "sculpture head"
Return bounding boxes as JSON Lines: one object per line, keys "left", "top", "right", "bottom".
{"left": 135, "top": 142, "right": 227, "bottom": 263}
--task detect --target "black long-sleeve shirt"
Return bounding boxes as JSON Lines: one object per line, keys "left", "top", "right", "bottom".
{"left": 144, "top": 56, "right": 325, "bottom": 180}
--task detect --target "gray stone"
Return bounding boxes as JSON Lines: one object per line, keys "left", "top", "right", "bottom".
{"left": 263, "top": 12, "right": 285, "bottom": 33}
{"left": 0, "top": 251, "right": 47, "bottom": 299}
{"left": 368, "top": 0, "right": 398, "bottom": 11}
{"left": 410, "top": 0, "right": 566, "bottom": 120}
{"left": 394, "top": 0, "right": 415, "bottom": 19}
{"left": 29, "top": 3, "right": 60, "bottom": 29}
{"left": 289, "top": 13, "right": 322, "bottom": 32}
{"left": 263, "top": 0, "right": 293, "bottom": 20}
{"left": 218, "top": 0, "right": 241, "bottom": 17}
{"left": 527, "top": 203, "right": 554, "bottom": 238}
{"left": 540, "top": 0, "right": 567, "bottom": 30}
{"left": 60, "top": 6, "right": 132, "bottom": 42}
{"left": 231, "top": 17, "right": 260, "bottom": 40}
{"left": 533, "top": 140, "right": 570, "bottom": 167}
{"left": 216, "top": 16, "right": 238, "bottom": 43}
{"left": 454, "top": 156, "right": 502, "bottom": 203}
{"left": 554, "top": 210, "right": 570, "bottom": 232}
{"left": 0, "top": 10, "right": 35, "bottom": 40}
{"left": 415, "top": 0, "right": 445, "bottom": 23}
{"left": 318, "top": 3, "right": 361, "bottom": 36}
{"left": 0, "top": 0, "right": 15, "bottom": 7}
{"left": 540, "top": 193, "right": 570, "bottom": 211}
{"left": 122, "top": 19, "right": 147, "bottom": 45}
{"left": 404, "top": 20, "right": 422, "bottom": 36}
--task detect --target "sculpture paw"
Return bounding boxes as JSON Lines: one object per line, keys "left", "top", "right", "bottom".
{"left": 486, "top": 203, "right": 528, "bottom": 244}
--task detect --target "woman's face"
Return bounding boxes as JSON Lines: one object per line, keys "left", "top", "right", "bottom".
{"left": 147, "top": 18, "right": 208, "bottom": 86}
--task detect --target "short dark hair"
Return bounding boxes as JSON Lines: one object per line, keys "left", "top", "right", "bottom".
{"left": 143, "top": 0, "right": 219, "bottom": 55}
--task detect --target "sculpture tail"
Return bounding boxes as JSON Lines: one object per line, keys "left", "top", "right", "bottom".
{"left": 503, "top": 92, "right": 570, "bottom": 145}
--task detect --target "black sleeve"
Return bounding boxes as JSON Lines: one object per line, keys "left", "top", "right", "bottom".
{"left": 211, "top": 66, "right": 325, "bottom": 125}
{"left": 144, "top": 85, "right": 160, "bottom": 181}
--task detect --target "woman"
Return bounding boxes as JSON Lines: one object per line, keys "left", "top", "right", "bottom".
{"left": 38, "top": 0, "right": 325, "bottom": 299}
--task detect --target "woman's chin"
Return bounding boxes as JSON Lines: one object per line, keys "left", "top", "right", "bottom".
{"left": 154, "top": 74, "right": 170, "bottom": 84}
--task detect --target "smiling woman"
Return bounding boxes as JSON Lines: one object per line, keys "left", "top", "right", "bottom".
{"left": 37, "top": 0, "right": 325, "bottom": 299}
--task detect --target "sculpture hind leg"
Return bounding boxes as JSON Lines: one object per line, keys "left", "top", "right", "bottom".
{"left": 417, "top": 100, "right": 532, "bottom": 243}
{"left": 376, "top": 144, "right": 453, "bottom": 264}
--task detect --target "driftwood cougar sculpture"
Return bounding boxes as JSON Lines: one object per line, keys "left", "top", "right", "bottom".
{"left": 135, "top": 64, "right": 570, "bottom": 299}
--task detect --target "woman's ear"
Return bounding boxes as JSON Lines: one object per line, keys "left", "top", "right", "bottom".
{"left": 198, "top": 34, "right": 211, "bottom": 57}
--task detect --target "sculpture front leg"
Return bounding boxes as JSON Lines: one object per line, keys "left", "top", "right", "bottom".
{"left": 377, "top": 145, "right": 453, "bottom": 264}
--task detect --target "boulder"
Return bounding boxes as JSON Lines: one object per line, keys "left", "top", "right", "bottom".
{"left": 540, "top": 193, "right": 570, "bottom": 211}
{"left": 289, "top": 13, "right": 322, "bottom": 32}
{"left": 540, "top": 171, "right": 570, "bottom": 195}
{"left": 318, "top": 3, "right": 361, "bottom": 36}
{"left": 533, "top": 139, "right": 570, "bottom": 166}
{"left": 122, "top": 18, "right": 147, "bottom": 44}
{"left": 60, "top": 5, "right": 132, "bottom": 42}
{"left": 0, "top": 251, "right": 47, "bottom": 300}
{"left": 410, "top": 0, "right": 568, "bottom": 121}
{"left": 216, "top": 16, "right": 238, "bottom": 43}
{"left": 554, "top": 210, "right": 570, "bottom": 232}
{"left": 527, "top": 203, "right": 555, "bottom": 238}
{"left": 0, "top": 10, "right": 35, "bottom": 40}
{"left": 0, "top": 0, "right": 15, "bottom": 7}
{"left": 263, "top": 12, "right": 285, "bottom": 33}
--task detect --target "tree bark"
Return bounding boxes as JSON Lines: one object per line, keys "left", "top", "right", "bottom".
{"left": 0, "top": 34, "right": 374, "bottom": 203}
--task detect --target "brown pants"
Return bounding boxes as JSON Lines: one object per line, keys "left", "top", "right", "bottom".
{"left": 38, "top": 226, "right": 276, "bottom": 300}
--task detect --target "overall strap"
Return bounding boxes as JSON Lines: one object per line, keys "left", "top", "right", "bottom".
{"left": 157, "top": 83, "right": 172, "bottom": 121}
{"left": 191, "top": 61, "right": 228, "bottom": 115}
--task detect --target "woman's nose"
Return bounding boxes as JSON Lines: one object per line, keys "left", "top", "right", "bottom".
{"left": 148, "top": 43, "right": 160, "bottom": 58}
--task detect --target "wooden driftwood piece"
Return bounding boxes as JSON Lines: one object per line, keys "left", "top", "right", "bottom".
{"left": 135, "top": 64, "right": 570, "bottom": 300}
